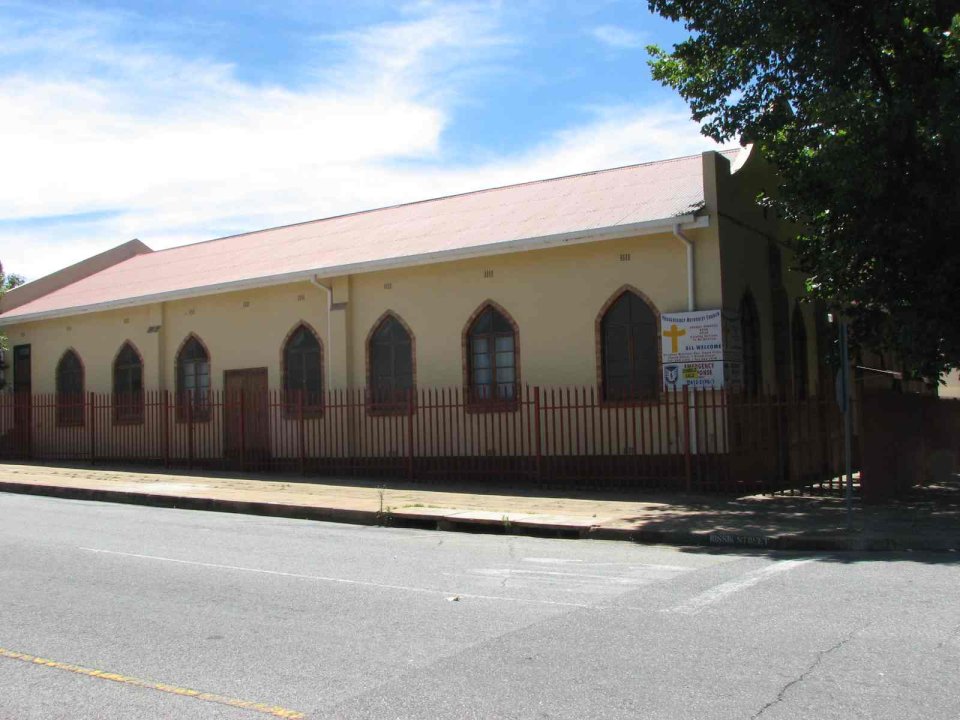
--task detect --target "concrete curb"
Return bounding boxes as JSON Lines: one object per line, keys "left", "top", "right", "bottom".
{"left": 1, "top": 481, "right": 956, "bottom": 552}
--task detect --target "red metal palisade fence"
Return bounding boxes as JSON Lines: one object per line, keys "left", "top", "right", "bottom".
{"left": 0, "top": 386, "right": 852, "bottom": 495}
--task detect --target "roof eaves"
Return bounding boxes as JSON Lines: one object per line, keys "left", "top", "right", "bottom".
{"left": 0, "top": 214, "right": 709, "bottom": 326}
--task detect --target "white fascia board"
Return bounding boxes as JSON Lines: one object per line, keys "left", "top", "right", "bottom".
{"left": 0, "top": 215, "right": 709, "bottom": 325}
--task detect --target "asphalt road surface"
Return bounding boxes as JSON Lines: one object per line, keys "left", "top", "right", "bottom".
{"left": 1, "top": 493, "right": 958, "bottom": 720}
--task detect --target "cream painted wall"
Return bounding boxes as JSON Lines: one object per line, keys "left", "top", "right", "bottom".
{"left": 6, "top": 304, "right": 156, "bottom": 395}
{"left": 3, "top": 231, "right": 718, "bottom": 395}
{"left": 6, "top": 281, "right": 328, "bottom": 395}
{"left": 347, "top": 229, "right": 717, "bottom": 389}
{"left": 160, "top": 280, "right": 329, "bottom": 391}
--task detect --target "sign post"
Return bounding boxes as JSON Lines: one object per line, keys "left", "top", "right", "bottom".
{"left": 839, "top": 318, "right": 854, "bottom": 531}
{"left": 661, "top": 309, "right": 743, "bottom": 460}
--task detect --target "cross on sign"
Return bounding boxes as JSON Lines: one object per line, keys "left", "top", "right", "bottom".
{"left": 663, "top": 323, "right": 687, "bottom": 354}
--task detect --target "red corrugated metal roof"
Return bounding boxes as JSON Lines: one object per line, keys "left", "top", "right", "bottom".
{"left": 2, "top": 150, "right": 736, "bottom": 321}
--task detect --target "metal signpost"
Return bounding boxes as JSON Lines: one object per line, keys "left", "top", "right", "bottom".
{"left": 838, "top": 318, "right": 854, "bottom": 530}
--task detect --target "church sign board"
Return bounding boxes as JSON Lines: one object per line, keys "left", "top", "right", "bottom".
{"left": 661, "top": 309, "right": 743, "bottom": 390}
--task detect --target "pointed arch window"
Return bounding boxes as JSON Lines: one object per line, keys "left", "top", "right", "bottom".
{"left": 113, "top": 342, "right": 144, "bottom": 423}
{"left": 176, "top": 336, "right": 210, "bottom": 421}
{"left": 56, "top": 350, "right": 85, "bottom": 426}
{"left": 368, "top": 314, "right": 414, "bottom": 410}
{"left": 600, "top": 290, "right": 658, "bottom": 401}
{"left": 283, "top": 324, "right": 323, "bottom": 412}
{"left": 740, "top": 292, "right": 762, "bottom": 396}
{"left": 792, "top": 304, "right": 809, "bottom": 400}
{"left": 466, "top": 305, "right": 518, "bottom": 404}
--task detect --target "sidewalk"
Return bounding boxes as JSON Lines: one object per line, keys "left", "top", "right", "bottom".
{"left": 0, "top": 463, "right": 957, "bottom": 552}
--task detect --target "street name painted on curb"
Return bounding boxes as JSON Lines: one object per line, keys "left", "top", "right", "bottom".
{"left": 709, "top": 533, "right": 770, "bottom": 547}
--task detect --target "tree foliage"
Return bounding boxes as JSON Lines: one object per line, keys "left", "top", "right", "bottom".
{"left": 0, "top": 261, "right": 25, "bottom": 351}
{"left": 0, "top": 262, "right": 24, "bottom": 295}
{"left": 648, "top": 0, "right": 960, "bottom": 377}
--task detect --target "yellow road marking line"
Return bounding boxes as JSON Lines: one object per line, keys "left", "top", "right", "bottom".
{"left": 0, "top": 647, "right": 305, "bottom": 719}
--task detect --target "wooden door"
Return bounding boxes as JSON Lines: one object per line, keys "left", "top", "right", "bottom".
{"left": 12, "top": 345, "right": 31, "bottom": 456}
{"left": 223, "top": 368, "right": 270, "bottom": 467}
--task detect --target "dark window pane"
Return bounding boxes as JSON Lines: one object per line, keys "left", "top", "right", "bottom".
{"left": 792, "top": 305, "right": 808, "bottom": 400}
{"left": 369, "top": 315, "right": 414, "bottom": 405}
{"left": 467, "top": 305, "right": 518, "bottom": 404}
{"left": 112, "top": 343, "right": 144, "bottom": 423}
{"left": 175, "top": 336, "right": 212, "bottom": 419}
{"left": 601, "top": 291, "right": 657, "bottom": 400}
{"left": 473, "top": 309, "right": 492, "bottom": 334}
{"left": 284, "top": 326, "right": 323, "bottom": 405}
{"left": 740, "top": 293, "right": 762, "bottom": 396}
{"left": 56, "top": 350, "right": 85, "bottom": 425}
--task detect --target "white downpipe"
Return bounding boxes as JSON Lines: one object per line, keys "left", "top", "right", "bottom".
{"left": 309, "top": 277, "right": 333, "bottom": 392}
{"left": 672, "top": 224, "right": 695, "bottom": 311}
{"left": 672, "top": 224, "right": 698, "bottom": 462}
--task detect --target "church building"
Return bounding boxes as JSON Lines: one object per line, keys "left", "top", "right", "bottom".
{"left": 0, "top": 146, "right": 820, "bottom": 402}
{"left": 0, "top": 146, "right": 830, "bottom": 486}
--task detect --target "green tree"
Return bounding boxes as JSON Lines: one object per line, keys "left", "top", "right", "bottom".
{"left": 647, "top": 1, "right": 960, "bottom": 378}
{"left": 0, "top": 261, "right": 25, "bottom": 351}
{"left": 0, "top": 262, "right": 25, "bottom": 295}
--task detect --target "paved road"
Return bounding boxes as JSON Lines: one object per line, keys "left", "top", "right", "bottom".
{"left": 0, "top": 494, "right": 958, "bottom": 719}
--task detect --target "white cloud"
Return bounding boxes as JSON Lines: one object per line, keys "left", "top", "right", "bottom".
{"left": 0, "top": 3, "right": 725, "bottom": 282}
{"left": 590, "top": 24, "right": 645, "bottom": 49}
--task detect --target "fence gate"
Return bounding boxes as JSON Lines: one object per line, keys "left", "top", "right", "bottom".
{"left": 223, "top": 368, "right": 270, "bottom": 468}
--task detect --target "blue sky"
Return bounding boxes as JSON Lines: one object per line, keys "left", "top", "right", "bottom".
{"left": 1, "top": 0, "right": 727, "bottom": 280}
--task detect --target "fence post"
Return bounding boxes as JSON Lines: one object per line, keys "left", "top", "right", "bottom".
{"left": 239, "top": 389, "right": 247, "bottom": 473}
{"left": 407, "top": 388, "right": 415, "bottom": 481}
{"left": 26, "top": 393, "right": 33, "bottom": 460}
{"left": 683, "top": 386, "right": 692, "bottom": 493}
{"left": 88, "top": 392, "right": 96, "bottom": 465}
{"left": 533, "top": 386, "right": 542, "bottom": 483}
{"left": 298, "top": 391, "right": 305, "bottom": 476}
{"left": 186, "top": 394, "right": 194, "bottom": 469}
{"left": 162, "top": 390, "right": 170, "bottom": 468}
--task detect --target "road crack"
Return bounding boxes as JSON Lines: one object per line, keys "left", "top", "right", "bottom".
{"left": 751, "top": 626, "right": 865, "bottom": 719}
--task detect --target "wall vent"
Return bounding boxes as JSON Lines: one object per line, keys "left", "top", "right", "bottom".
{"left": 147, "top": 325, "right": 161, "bottom": 334}
{"left": 384, "top": 282, "right": 393, "bottom": 290}
{"left": 619, "top": 253, "right": 631, "bottom": 262}
{"left": 297, "top": 294, "right": 305, "bottom": 302}
{"left": 242, "top": 301, "right": 250, "bottom": 308}
{"left": 483, "top": 270, "right": 494, "bottom": 278}
{"left": 188, "top": 309, "right": 196, "bottom": 316}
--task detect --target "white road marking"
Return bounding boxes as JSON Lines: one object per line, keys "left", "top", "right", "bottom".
{"left": 522, "top": 557, "right": 691, "bottom": 572}
{"left": 665, "top": 559, "right": 814, "bottom": 615}
{"left": 78, "top": 547, "right": 598, "bottom": 610}
{"left": 473, "top": 568, "right": 685, "bottom": 584}
{"left": 522, "top": 557, "right": 585, "bottom": 564}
